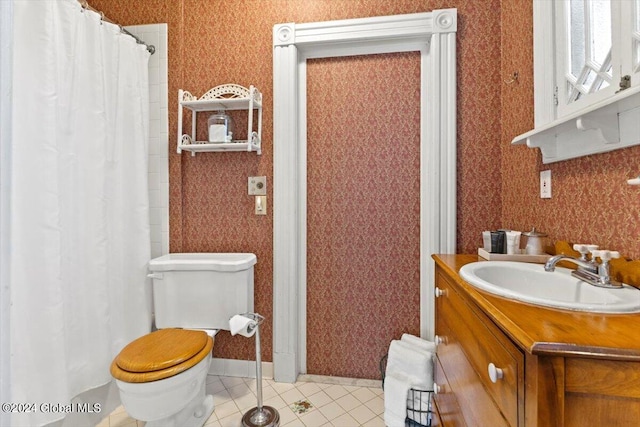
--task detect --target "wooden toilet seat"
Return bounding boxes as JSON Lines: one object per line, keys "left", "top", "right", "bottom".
{"left": 110, "top": 328, "right": 214, "bottom": 383}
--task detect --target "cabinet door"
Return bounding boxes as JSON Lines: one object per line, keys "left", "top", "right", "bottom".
{"left": 434, "top": 270, "right": 515, "bottom": 426}
{"left": 434, "top": 322, "right": 505, "bottom": 426}
{"left": 433, "top": 329, "right": 467, "bottom": 427}
{"left": 564, "top": 358, "right": 640, "bottom": 426}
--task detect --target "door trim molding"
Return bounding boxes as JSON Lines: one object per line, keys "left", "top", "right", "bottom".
{"left": 272, "top": 9, "right": 458, "bottom": 382}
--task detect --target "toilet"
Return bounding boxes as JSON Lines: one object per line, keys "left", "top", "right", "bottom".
{"left": 110, "top": 253, "right": 256, "bottom": 427}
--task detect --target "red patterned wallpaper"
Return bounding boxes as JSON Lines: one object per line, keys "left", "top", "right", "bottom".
{"left": 90, "top": 0, "right": 640, "bottom": 379}
{"left": 306, "top": 53, "right": 421, "bottom": 379}
{"left": 91, "top": 0, "right": 501, "bottom": 377}
{"left": 500, "top": 0, "right": 640, "bottom": 259}
{"left": 89, "top": 0, "right": 503, "bottom": 375}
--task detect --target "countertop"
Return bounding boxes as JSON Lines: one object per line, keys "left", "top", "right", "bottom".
{"left": 433, "top": 254, "right": 640, "bottom": 361}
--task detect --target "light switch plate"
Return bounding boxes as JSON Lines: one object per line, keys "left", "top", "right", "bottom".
{"left": 540, "top": 170, "right": 552, "bottom": 199}
{"left": 248, "top": 176, "right": 267, "bottom": 195}
{"left": 255, "top": 195, "right": 267, "bottom": 215}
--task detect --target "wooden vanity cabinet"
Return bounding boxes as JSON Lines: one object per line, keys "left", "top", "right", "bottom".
{"left": 433, "top": 267, "right": 523, "bottom": 426}
{"left": 432, "top": 255, "right": 640, "bottom": 427}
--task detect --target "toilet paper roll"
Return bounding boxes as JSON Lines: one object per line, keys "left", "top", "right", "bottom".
{"left": 229, "top": 314, "right": 257, "bottom": 338}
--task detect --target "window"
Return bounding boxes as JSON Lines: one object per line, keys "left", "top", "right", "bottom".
{"left": 516, "top": 1, "right": 640, "bottom": 163}
{"left": 562, "top": 1, "right": 612, "bottom": 104}
{"left": 537, "top": 0, "right": 640, "bottom": 122}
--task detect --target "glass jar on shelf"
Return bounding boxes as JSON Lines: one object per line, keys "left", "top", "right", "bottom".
{"left": 208, "top": 110, "right": 233, "bottom": 143}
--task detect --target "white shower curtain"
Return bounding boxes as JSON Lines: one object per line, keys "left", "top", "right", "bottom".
{"left": 8, "top": 1, "right": 153, "bottom": 425}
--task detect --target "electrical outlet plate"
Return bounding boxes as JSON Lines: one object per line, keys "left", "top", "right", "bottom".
{"left": 540, "top": 170, "right": 552, "bottom": 198}
{"left": 248, "top": 176, "right": 267, "bottom": 195}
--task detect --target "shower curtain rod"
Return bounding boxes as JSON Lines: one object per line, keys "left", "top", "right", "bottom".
{"left": 79, "top": 0, "right": 156, "bottom": 55}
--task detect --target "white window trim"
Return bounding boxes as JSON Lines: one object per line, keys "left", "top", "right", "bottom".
{"left": 272, "top": 9, "right": 458, "bottom": 382}
{"left": 621, "top": 0, "right": 640, "bottom": 76}
{"left": 515, "top": 0, "right": 640, "bottom": 164}
{"left": 533, "top": 0, "right": 557, "bottom": 128}
{"left": 555, "top": 0, "right": 620, "bottom": 118}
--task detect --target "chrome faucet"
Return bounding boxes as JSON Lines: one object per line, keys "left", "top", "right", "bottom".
{"left": 544, "top": 254, "right": 597, "bottom": 273}
{"left": 544, "top": 244, "right": 623, "bottom": 289}
{"left": 544, "top": 244, "right": 598, "bottom": 273}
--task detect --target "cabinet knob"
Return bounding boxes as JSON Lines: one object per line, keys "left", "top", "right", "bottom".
{"left": 488, "top": 363, "right": 504, "bottom": 383}
{"left": 435, "top": 335, "right": 447, "bottom": 345}
{"left": 435, "top": 287, "right": 446, "bottom": 297}
{"left": 433, "top": 382, "right": 441, "bottom": 394}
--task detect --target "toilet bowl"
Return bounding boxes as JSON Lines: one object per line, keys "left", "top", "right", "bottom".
{"left": 111, "top": 328, "right": 215, "bottom": 426}
{"left": 111, "top": 253, "right": 256, "bottom": 427}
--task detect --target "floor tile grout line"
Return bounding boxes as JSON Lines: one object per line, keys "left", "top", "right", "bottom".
{"left": 111, "top": 374, "right": 386, "bottom": 427}
{"left": 222, "top": 375, "right": 384, "bottom": 426}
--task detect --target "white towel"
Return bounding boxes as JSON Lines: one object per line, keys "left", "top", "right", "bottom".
{"left": 401, "top": 333, "right": 437, "bottom": 353}
{"left": 399, "top": 332, "right": 436, "bottom": 423}
{"left": 384, "top": 340, "right": 433, "bottom": 427}
{"left": 384, "top": 370, "right": 419, "bottom": 427}
{"left": 386, "top": 340, "right": 433, "bottom": 387}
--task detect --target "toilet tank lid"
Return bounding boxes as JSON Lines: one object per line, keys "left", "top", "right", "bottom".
{"left": 149, "top": 253, "right": 257, "bottom": 272}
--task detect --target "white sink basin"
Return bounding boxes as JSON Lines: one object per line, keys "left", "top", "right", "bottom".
{"left": 459, "top": 261, "right": 640, "bottom": 313}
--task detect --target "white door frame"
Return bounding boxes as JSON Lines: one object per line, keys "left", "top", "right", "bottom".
{"left": 272, "top": 9, "right": 458, "bottom": 382}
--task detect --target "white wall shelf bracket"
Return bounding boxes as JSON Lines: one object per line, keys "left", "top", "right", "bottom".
{"left": 513, "top": 86, "right": 640, "bottom": 163}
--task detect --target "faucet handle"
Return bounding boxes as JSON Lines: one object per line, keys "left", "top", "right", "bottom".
{"left": 573, "top": 243, "right": 598, "bottom": 253}
{"left": 573, "top": 244, "right": 599, "bottom": 260}
{"left": 591, "top": 250, "right": 620, "bottom": 262}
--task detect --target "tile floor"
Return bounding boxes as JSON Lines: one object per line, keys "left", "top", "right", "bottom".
{"left": 99, "top": 375, "right": 386, "bottom": 427}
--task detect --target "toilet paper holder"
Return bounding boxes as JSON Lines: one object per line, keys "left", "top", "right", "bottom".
{"left": 229, "top": 312, "right": 280, "bottom": 427}
{"left": 230, "top": 312, "right": 264, "bottom": 337}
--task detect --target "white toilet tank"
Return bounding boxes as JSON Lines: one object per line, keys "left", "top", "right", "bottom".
{"left": 148, "top": 253, "right": 256, "bottom": 330}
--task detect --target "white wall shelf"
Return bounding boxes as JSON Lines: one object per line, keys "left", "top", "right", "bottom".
{"left": 177, "top": 84, "right": 262, "bottom": 155}
{"left": 512, "top": 85, "right": 640, "bottom": 163}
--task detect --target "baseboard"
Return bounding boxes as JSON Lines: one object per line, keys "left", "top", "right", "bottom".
{"left": 207, "top": 357, "right": 381, "bottom": 389}
{"left": 208, "top": 357, "right": 273, "bottom": 379}
{"left": 297, "top": 374, "right": 382, "bottom": 389}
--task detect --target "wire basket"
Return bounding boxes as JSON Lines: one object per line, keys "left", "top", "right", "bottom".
{"left": 380, "top": 354, "right": 433, "bottom": 427}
